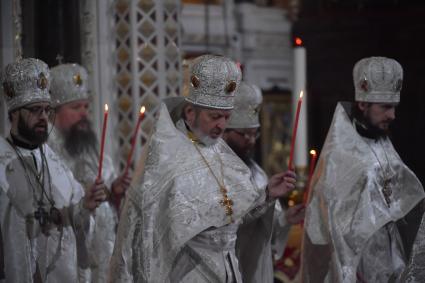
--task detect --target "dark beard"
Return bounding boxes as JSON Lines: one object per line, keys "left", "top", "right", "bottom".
{"left": 18, "top": 113, "right": 48, "bottom": 145}
{"left": 354, "top": 116, "right": 390, "bottom": 140}
{"left": 63, "top": 119, "right": 98, "bottom": 157}
{"left": 351, "top": 104, "right": 390, "bottom": 140}
{"left": 226, "top": 138, "right": 253, "bottom": 165}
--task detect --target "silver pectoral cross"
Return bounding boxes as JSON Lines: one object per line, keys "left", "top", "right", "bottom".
{"left": 382, "top": 178, "right": 392, "bottom": 207}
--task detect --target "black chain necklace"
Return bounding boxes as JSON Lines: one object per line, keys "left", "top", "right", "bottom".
{"left": 6, "top": 138, "right": 61, "bottom": 228}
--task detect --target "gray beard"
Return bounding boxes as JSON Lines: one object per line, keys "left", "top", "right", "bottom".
{"left": 190, "top": 125, "right": 219, "bottom": 146}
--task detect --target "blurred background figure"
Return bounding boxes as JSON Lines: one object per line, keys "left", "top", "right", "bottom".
{"left": 48, "top": 63, "right": 130, "bottom": 283}
{"left": 223, "top": 82, "right": 305, "bottom": 283}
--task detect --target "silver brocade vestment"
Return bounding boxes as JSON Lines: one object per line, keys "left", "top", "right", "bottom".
{"left": 0, "top": 137, "right": 93, "bottom": 283}
{"left": 400, "top": 208, "right": 425, "bottom": 282}
{"left": 301, "top": 102, "right": 425, "bottom": 283}
{"left": 236, "top": 160, "right": 291, "bottom": 283}
{"left": 48, "top": 128, "right": 118, "bottom": 283}
{"left": 109, "top": 103, "right": 269, "bottom": 283}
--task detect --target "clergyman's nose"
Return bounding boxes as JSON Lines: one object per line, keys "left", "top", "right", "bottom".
{"left": 387, "top": 108, "right": 395, "bottom": 121}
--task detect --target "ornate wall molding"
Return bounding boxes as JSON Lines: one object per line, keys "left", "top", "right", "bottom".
{"left": 78, "top": 0, "right": 182, "bottom": 171}
{"left": 113, "top": 0, "right": 182, "bottom": 171}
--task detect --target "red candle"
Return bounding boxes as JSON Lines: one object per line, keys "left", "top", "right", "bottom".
{"left": 124, "top": 106, "right": 146, "bottom": 175}
{"left": 288, "top": 91, "right": 304, "bottom": 170}
{"left": 307, "top": 149, "right": 317, "bottom": 184}
{"left": 97, "top": 104, "right": 109, "bottom": 180}
{"left": 304, "top": 149, "right": 318, "bottom": 204}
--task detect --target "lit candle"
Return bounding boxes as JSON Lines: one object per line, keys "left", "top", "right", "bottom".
{"left": 307, "top": 149, "right": 317, "bottom": 184}
{"left": 304, "top": 149, "right": 318, "bottom": 204}
{"left": 124, "top": 106, "right": 146, "bottom": 175}
{"left": 97, "top": 104, "right": 109, "bottom": 180}
{"left": 293, "top": 36, "right": 308, "bottom": 169}
{"left": 288, "top": 91, "right": 304, "bottom": 170}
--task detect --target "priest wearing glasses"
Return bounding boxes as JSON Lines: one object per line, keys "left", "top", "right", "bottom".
{"left": 0, "top": 58, "right": 106, "bottom": 282}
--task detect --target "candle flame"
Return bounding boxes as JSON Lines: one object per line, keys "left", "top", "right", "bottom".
{"left": 295, "top": 37, "right": 303, "bottom": 46}
{"left": 104, "top": 104, "right": 109, "bottom": 112}
{"left": 140, "top": 106, "right": 146, "bottom": 114}
{"left": 310, "top": 149, "right": 317, "bottom": 155}
{"left": 299, "top": 91, "right": 304, "bottom": 99}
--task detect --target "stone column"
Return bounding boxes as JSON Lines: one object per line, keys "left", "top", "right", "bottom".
{"left": 0, "top": 0, "right": 22, "bottom": 136}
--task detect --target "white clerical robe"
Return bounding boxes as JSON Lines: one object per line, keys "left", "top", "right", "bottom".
{"left": 0, "top": 137, "right": 93, "bottom": 283}
{"left": 48, "top": 128, "right": 118, "bottom": 283}
{"left": 236, "top": 160, "right": 291, "bottom": 283}
{"left": 302, "top": 102, "right": 425, "bottom": 283}
{"left": 109, "top": 102, "right": 271, "bottom": 283}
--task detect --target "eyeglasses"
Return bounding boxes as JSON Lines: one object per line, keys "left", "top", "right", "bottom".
{"left": 231, "top": 129, "right": 260, "bottom": 140}
{"left": 22, "top": 105, "right": 55, "bottom": 118}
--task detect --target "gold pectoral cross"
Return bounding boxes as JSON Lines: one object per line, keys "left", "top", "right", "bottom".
{"left": 382, "top": 178, "right": 392, "bottom": 207}
{"left": 220, "top": 197, "right": 234, "bottom": 215}
{"left": 219, "top": 186, "right": 234, "bottom": 222}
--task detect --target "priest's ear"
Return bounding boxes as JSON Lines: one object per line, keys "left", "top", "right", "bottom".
{"left": 8, "top": 109, "right": 19, "bottom": 123}
{"left": 183, "top": 103, "right": 196, "bottom": 126}
{"left": 357, "top": 101, "right": 370, "bottom": 112}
